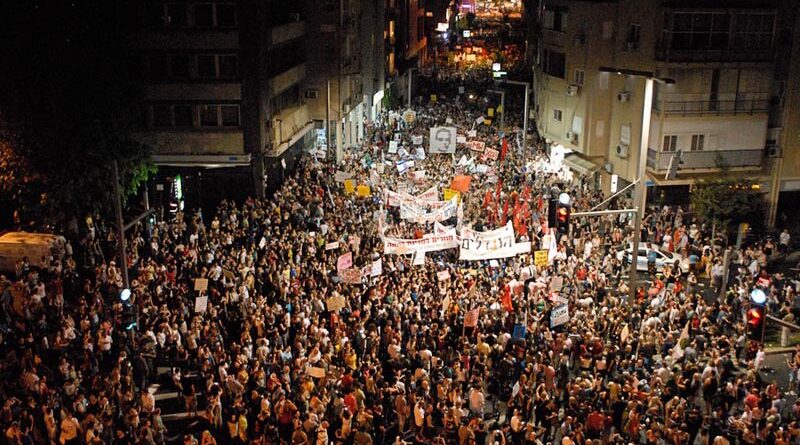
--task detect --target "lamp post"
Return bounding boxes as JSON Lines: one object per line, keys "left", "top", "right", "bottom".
{"left": 487, "top": 89, "right": 506, "bottom": 131}
{"left": 407, "top": 67, "right": 418, "bottom": 109}
{"left": 497, "top": 80, "right": 530, "bottom": 152}
{"left": 599, "top": 67, "right": 674, "bottom": 302}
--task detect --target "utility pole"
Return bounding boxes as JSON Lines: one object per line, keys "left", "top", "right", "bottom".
{"left": 112, "top": 160, "right": 130, "bottom": 290}
{"left": 407, "top": 67, "right": 417, "bottom": 109}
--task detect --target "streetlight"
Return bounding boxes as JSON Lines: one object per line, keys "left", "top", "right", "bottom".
{"left": 598, "top": 67, "right": 675, "bottom": 301}
{"left": 496, "top": 80, "right": 530, "bottom": 153}
{"left": 487, "top": 89, "right": 506, "bottom": 131}
{"left": 407, "top": 67, "right": 418, "bottom": 109}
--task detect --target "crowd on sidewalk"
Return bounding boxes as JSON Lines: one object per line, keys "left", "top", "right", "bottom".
{"left": 0, "top": 70, "right": 799, "bottom": 445}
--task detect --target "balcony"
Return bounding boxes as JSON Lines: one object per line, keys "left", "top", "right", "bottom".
{"left": 270, "top": 21, "right": 305, "bottom": 47}
{"left": 654, "top": 93, "right": 769, "bottom": 117}
{"left": 269, "top": 63, "right": 307, "bottom": 96}
{"left": 647, "top": 148, "right": 764, "bottom": 173}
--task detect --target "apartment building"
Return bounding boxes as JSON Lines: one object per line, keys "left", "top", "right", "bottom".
{"left": 532, "top": 0, "right": 795, "bottom": 220}
{"left": 387, "top": 0, "right": 430, "bottom": 106}
{"left": 304, "top": 0, "right": 387, "bottom": 163}
{"left": 123, "top": 0, "right": 312, "bottom": 206}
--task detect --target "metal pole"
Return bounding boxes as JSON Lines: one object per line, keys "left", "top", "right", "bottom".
{"left": 326, "top": 79, "right": 332, "bottom": 153}
{"left": 628, "top": 78, "right": 654, "bottom": 302}
{"left": 571, "top": 208, "right": 638, "bottom": 217}
{"left": 500, "top": 91, "right": 506, "bottom": 132}
{"left": 407, "top": 68, "right": 414, "bottom": 109}
{"left": 522, "top": 83, "right": 529, "bottom": 151}
{"left": 112, "top": 160, "right": 130, "bottom": 290}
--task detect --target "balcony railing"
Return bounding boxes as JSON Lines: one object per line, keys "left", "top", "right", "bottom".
{"left": 653, "top": 98, "right": 770, "bottom": 116}
{"left": 647, "top": 148, "right": 764, "bottom": 172}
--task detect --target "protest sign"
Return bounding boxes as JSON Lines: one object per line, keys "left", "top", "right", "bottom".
{"left": 443, "top": 188, "right": 461, "bottom": 203}
{"left": 388, "top": 140, "right": 399, "bottom": 153}
{"left": 437, "top": 270, "right": 451, "bottom": 281}
{"left": 341, "top": 268, "right": 362, "bottom": 284}
{"left": 470, "top": 141, "right": 485, "bottom": 152}
{"left": 512, "top": 324, "right": 527, "bottom": 339}
{"left": 382, "top": 231, "right": 459, "bottom": 255}
{"left": 334, "top": 171, "right": 351, "bottom": 183}
{"left": 450, "top": 175, "right": 472, "bottom": 193}
{"left": 534, "top": 250, "right": 548, "bottom": 267}
{"left": 459, "top": 222, "right": 530, "bottom": 261}
{"left": 429, "top": 127, "right": 457, "bottom": 154}
{"left": 456, "top": 135, "right": 467, "bottom": 144}
{"left": 468, "top": 130, "right": 477, "bottom": 137}
{"left": 482, "top": 148, "right": 499, "bottom": 161}
{"left": 337, "top": 252, "right": 352, "bottom": 272}
{"left": 412, "top": 135, "right": 424, "bottom": 145}
{"left": 326, "top": 295, "right": 346, "bottom": 311}
{"left": 550, "top": 304, "right": 569, "bottom": 327}
{"left": 194, "top": 296, "right": 208, "bottom": 313}
{"left": 325, "top": 241, "right": 340, "bottom": 250}
{"left": 194, "top": 278, "right": 208, "bottom": 292}
{"left": 356, "top": 185, "right": 372, "bottom": 197}
{"left": 464, "top": 308, "right": 480, "bottom": 328}
{"left": 306, "top": 366, "right": 326, "bottom": 378}
{"left": 370, "top": 259, "right": 382, "bottom": 277}
{"left": 343, "top": 179, "right": 355, "bottom": 194}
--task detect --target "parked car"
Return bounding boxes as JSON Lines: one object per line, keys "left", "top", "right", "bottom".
{"left": 615, "top": 242, "right": 691, "bottom": 275}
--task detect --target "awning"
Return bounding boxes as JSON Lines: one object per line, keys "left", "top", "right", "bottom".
{"left": 151, "top": 154, "right": 251, "bottom": 168}
{"left": 564, "top": 152, "right": 602, "bottom": 176}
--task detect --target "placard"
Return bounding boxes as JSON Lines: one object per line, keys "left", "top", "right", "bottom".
{"left": 194, "top": 278, "right": 208, "bottom": 292}
{"left": 456, "top": 135, "right": 467, "bottom": 144}
{"left": 335, "top": 171, "right": 351, "bottom": 182}
{"left": 443, "top": 188, "right": 461, "bottom": 203}
{"left": 370, "top": 259, "right": 383, "bottom": 277}
{"left": 337, "top": 252, "right": 353, "bottom": 272}
{"left": 412, "top": 135, "right": 424, "bottom": 145}
{"left": 429, "top": 127, "right": 458, "bottom": 154}
{"left": 550, "top": 304, "right": 569, "bottom": 327}
{"left": 356, "top": 185, "right": 372, "bottom": 197}
{"left": 306, "top": 366, "right": 326, "bottom": 378}
{"left": 450, "top": 175, "right": 472, "bottom": 193}
{"left": 325, "top": 241, "right": 340, "bottom": 250}
{"left": 470, "top": 141, "right": 485, "bottom": 152}
{"left": 343, "top": 179, "right": 356, "bottom": 194}
{"left": 464, "top": 308, "right": 480, "bottom": 328}
{"left": 534, "top": 250, "right": 548, "bottom": 267}
{"left": 326, "top": 295, "right": 346, "bottom": 311}
{"left": 341, "top": 268, "right": 362, "bottom": 284}
{"left": 468, "top": 130, "right": 477, "bottom": 137}
{"left": 482, "top": 148, "right": 499, "bottom": 161}
{"left": 512, "top": 324, "right": 527, "bottom": 339}
{"left": 549, "top": 276, "right": 563, "bottom": 292}
{"left": 194, "top": 296, "right": 208, "bottom": 313}
{"left": 388, "top": 140, "right": 399, "bottom": 153}
{"left": 437, "top": 270, "right": 451, "bottom": 281}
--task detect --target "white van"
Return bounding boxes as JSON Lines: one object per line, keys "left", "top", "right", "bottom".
{"left": 0, "top": 232, "right": 66, "bottom": 274}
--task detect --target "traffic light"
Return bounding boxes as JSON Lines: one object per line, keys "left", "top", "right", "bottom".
{"left": 556, "top": 203, "right": 571, "bottom": 235}
{"left": 746, "top": 305, "right": 766, "bottom": 343}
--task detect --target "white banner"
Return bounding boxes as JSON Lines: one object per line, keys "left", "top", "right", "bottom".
{"left": 429, "top": 127, "right": 457, "bottom": 154}
{"left": 400, "top": 198, "right": 458, "bottom": 224}
{"left": 383, "top": 230, "right": 460, "bottom": 255}
{"left": 459, "top": 222, "right": 531, "bottom": 261}
{"left": 385, "top": 187, "right": 439, "bottom": 208}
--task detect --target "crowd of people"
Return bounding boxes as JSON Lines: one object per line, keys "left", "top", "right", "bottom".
{"left": 1, "top": 66, "right": 799, "bottom": 445}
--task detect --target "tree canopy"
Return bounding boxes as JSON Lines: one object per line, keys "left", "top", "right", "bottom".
{"left": 0, "top": 0, "right": 154, "bottom": 226}
{"left": 690, "top": 167, "right": 766, "bottom": 236}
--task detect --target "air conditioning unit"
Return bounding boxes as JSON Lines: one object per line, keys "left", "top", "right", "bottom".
{"left": 567, "top": 84, "right": 580, "bottom": 96}
{"left": 616, "top": 144, "right": 629, "bottom": 158}
{"left": 565, "top": 131, "right": 576, "bottom": 142}
{"left": 305, "top": 89, "right": 320, "bottom": 99}
{"left": 617, "top": 92, "right": 632, "bottom": 103}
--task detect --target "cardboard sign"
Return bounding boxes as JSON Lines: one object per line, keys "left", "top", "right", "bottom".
{"left": 388, "top": 140, "right": 399, "bottom": 153}
{"left": 464, "top": 308, "right": 480, "bottom": 328}
{"left": 344, "top": 179, "right": 356, "bottom": 194}
{"left": 356, "top": 185, "right": 372, "bottom": 197}
{"left": 468, "top": 130, "right": 477, "bottom": 137}
{"left": 325, "top": 241, "right": 340, "bottom": 251}
{"left": 306, "top": 366, "right": 326, "bottom": 378}
{"left": 194, "top": 296, "right": 208, "bottom": 313}
{"left": 412, "top": 135, "right": 424, "bottom": 145}
{"left": 450, "top": 175, "right": 472, "bottom": 193}
{"left": 534, "top": 250, "right": 548, "bottom": 267}
{"left": 443, "top": 188, "right": 461, "bottom": 203}
{"left": 337, "top": 252, "right": 353, "bottom": 272}
{"left": 437, "top": 270, "right": 451, "bottom": 281}
{"left": 326, "top": 295, "right": 346, "bottom": 312}
{"left": 549, "top": 276, "right": 564, "bottom": 292}
{"left": 470, "top": 141, "right": 485, "bottom": 152}
{"left": 370, "top": 259, "right": 383, "bottom": 277}
{"left": 194, "top": 278, "right": 208, "bottom": 292}
{"left": 335, "top": 170, "right": 351, "bottom": 182}
{"left": 550, "top": 304, "right": 569, "bottom": 328}
{"left": 456, "top": 135, "right": 467, "bottom": 144}
{"left": 341, "top": 268, "right": 362, "bottom": 284}
{"left": 442, "top": 295, "right": 452, "bottom": 314}
{"left": 429, "top": 127, "right": 457, "bottom": 154}
{"left": 482, "top": 148, "right": 499, "bottom": 161}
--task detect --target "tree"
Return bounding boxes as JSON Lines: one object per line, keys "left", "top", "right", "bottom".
{"left": 690, "top": 166, "right": 766, "bottom": 240}
{"left": 0, "top": 0, "right": 154, "bottom": 226}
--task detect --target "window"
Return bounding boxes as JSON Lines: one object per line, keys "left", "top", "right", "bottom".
{"left": 542, "top": 50, "right": 566, "bottom": 79}
{"left": 194, "top": 4, "right": 214, "bottom": 27}
{"left": 197, "top": 55, "right": 216, "bottom": 78}
{"left": 220, "top": 105, "right": 240, "bottom": 127}
{"left": 173, "top": 105, "right": 194, "bottom": 127}
{"left": 553, "top": 109, "right": 563, "bottom": 122}
{"left": 662, "top": 135, "right": 678, "bottom": 152}
{"left": 733, "top": 13, "right": 775, "bottom": 49}
{"left": 671, "top": 12, "right": 731, "bottom": 50}
{"left": 169, "top": 54, "right": 190, "bottom": 78}
{"left": 200, "top": 105, "right": 218, "bottom": 127}
{"left": 691, "top": 134, "right": 705, "bottom": 151}
{"left": 149, "top": 53, "right": 168, "bottom": 80}
{"left": 543, "top": 8, "right": 567, "bottom": 32}
{"left": 166, "top": 3, "right": 187, "bottom": 27}
{"left": 216, "top": 3, "right": 237, "bottom": 27}
{"left": 152, "top": 105, "right": 171, "bottom": 127}
{"left": 626, "top": 23, "right": 641, "bottom": 49}
{"left": 574, "top": 69, "right": 585, "bottom": 86}
{"left": 218, "top": 55, "right": 238, "bottom": 78}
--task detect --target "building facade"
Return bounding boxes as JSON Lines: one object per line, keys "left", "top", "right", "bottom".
{"left": 532, "top": 0, "right": 795, "bottom": 224}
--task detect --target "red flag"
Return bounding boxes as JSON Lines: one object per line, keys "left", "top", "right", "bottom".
{"left": 483, "top": 190, "right": 492, "bottom": 209}
{"left": 521, "top": 186, "right": 531, "bottom": 202}
{"left": 501, "top": 285, "right": 513, "bottom": 312}
{"left": 537, "top": 195, "right": 544, "bottom": 212}
{"left": 502, "top": 200, "right": 510, "bottom": 225}
{"left": 500, "top": 137, "right": 508, "bottom": 160}
{"left": 495, "top": 180, "right": 502, "bottom": 202}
